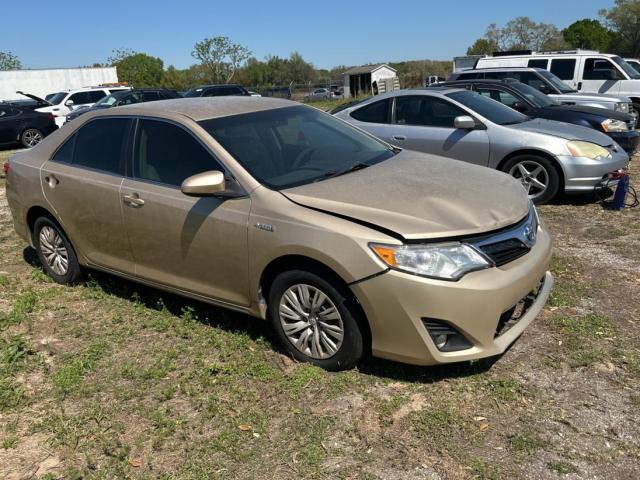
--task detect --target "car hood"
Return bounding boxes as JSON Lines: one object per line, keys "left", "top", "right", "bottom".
{"left": 282, "top": 151, "right": 529, "bottom": 241}
{"left": 509, "top": 118, "right": 614, "bottom": 147}
{"left": 540, "top": 104, "right": 632, "bottom": 122}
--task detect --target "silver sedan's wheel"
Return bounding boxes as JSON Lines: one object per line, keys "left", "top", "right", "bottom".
{"left": 39, "top": 226, "right": 69, "bottom": 276}
{"left": 508, "top": 160, "right": 550, "bottom": 201}
{"left": 278, "top": 284, "right": 344, "bottom": 360}
{"left": 21, "top": 128, "right": 44, "bottom": 148}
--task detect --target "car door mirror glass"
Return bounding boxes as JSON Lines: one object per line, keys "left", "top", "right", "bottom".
{"left": 181, "top": 170, "right": 226, "bottom": 196}
{"left": 512, "top": 101, "right": 527, "bottom": 112}
{"left": 454, "top": 115, "right": 476, "bottom": 129}
{"left": 65, "top": 100, "right": 74, "bottom": 107}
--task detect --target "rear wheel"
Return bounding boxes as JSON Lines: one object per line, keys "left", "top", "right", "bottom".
{"left": 20, "top": 128, "right": 44, "bottom": 148}
{"left": 268, "top": 269, "right": 364, "bottom": 371}
{"left": 33, "top": 216, "right": 82, "bottom": 284}
{"left": 502, "top": 154, "right": 560, "bottom": 204}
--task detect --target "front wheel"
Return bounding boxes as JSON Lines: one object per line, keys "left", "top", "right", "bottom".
{"left": 21, "top": 128, "right": 44, "bottom": 148}
{"left": 268, "top": 270, "right": 364, "bottom": 371}
{"left": 502, "top": 155, "right": 561, "bottom": 204}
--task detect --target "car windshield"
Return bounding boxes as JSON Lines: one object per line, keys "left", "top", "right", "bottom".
{"left": 510, "top": 82, "right": 557, "bottom": 107}
{"left": 537, "top": 70, "right": 575, "bottom": 93}
{"left": 612, "top": 56, "right": 640, "bottom": 79}
{"left": 627, "top": 60, "right": 640, "bottom": 73}
{"left": 94, "top": 94, "right": 119, "bottom": 106}
{"left": 447, "top": 90, "right": 529, "bottom": 125}
{"left": 199, "top": 105, "right": 396, "bottom": 190}
{"left": 47, "top": 92, "right": 67, "bottom": 105}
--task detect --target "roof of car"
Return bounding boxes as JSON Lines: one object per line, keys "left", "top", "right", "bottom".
{"left": 463, "top": 67, "right": 544, "bottom": 72}
{"left": 113, "top": 97, "right": 296, "bottom": 121}
{"left": 443, "top": 79, "right": 519, "bottom": 86}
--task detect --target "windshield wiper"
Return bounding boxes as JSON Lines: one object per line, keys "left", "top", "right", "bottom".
{"left": 316, "top": 162, "right": 371, "bottom": 181}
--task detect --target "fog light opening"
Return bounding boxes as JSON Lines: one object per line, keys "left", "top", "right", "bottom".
{"left": 434, "top": 334, "right": 448, "bottom": 349}
{"left": 422, "top": 318, "right": 474, "bottom": 352}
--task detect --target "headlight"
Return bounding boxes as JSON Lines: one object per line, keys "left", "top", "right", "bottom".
{"left": 601, "top": 119, "right": 628, "bottom": 132}
{"left": 566, "top": 141, "right": 611, "bottom": 160}
{"left": 370, "top": 243, "right": 490, "bottom": 280}
{"left": 614, "top": 102, "right": 630, "bottom": 113}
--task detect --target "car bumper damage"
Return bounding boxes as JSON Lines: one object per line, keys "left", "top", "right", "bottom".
{"left": 559, "top": 151, "right": 630, "bottom": 192}
{"left": 351, "top": 224, "right": 553, "bottom": 366}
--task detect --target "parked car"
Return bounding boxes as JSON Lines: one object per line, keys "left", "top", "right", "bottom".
{"left": 20, "top": 87, "right": 131, "bottom": 127}
{"left": 472, "top": 51, "right": 640, "bottom": 118}
{"left": 184, "top": 84, "right": 250, "bottom": 97}
{"left": 625, "top": 58, "right": 640, "bottom": 74}
{"left": 448, "top": 67, "right": 635, "bottom": 118}
{"left": 440, "top": 78, "right": 639, "bottom": 154}
{"left": 5, "top": 97, "right": 553, "bottom": 370}
{"left": 305, "top": 88, "right": 336, "bottom": 101}
{"left": 65, "top": 89, "right": 182, "bottom": 123}
{"left": 333, "top": 88, "right": 629, "bottom": 204}
{"left": 0, "top": 104, "right": 57, "bottom": 148}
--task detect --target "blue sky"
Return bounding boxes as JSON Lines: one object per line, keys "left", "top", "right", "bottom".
{"left": 3, "top": 0, "right": 611, "bottom": 70}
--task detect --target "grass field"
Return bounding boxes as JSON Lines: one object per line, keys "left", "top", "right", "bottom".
{"left": 1, "top": 138, "right": 640, "bottom": 479}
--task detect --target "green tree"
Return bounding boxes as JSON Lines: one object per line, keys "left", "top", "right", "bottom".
{"left": 563, "top": 19, "right": 611, "bottom": 50}
{"left": 285, "top": 51, "right": 316, "bottom": 83}
{"left": 600, "top": 0, "right": 640, "bottom": 57}
{"left": 467, "top": 38, "right": 498, "bottom": 55}
{"left": 484, "top": 17, "right": 568, "bottom": 51}
{"left": 0, "top": 51, "right": 21, "bottom": 70}
{"left": 191, "top": 36, "right": 251, "bottom": 83}
{"left": 113, "top": 53, "right": 164, "bottom": 87}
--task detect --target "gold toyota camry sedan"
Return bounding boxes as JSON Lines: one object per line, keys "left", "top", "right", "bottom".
{"left": 5, "top": 97, "right": 553, "bottom": 370}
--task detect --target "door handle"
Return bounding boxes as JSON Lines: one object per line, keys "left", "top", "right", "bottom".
{"left": 44, "top": 174, "right": 59, "bottom": 188}
{"left": 123, "top": 193, "right": 145, "bottom": 208}
{"left": 392, "top": 135, "right": 406, "bottom": 141}
{"left": 577, "top": 82, "right": 582, "bottom": 90}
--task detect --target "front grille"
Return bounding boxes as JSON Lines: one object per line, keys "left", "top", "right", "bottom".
{"left": 494, "top": 276, "right": 545, "bottom": 337}
{"left": 479, "top": 239, "right": 530, "bottom": 267}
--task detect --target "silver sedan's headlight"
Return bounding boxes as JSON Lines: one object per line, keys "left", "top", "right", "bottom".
{"left": 370, "top": 243, "right": 490, "bottom": 280}
{"left": 601, "top": 119, "right": 629, "bottom": 132}
{"left": 566, "top": 141, "right": 611, "bottom": 160}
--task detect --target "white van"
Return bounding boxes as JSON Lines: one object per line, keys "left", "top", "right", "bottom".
{"left": 475, "top": 50, "right": 640, "bottom": 116}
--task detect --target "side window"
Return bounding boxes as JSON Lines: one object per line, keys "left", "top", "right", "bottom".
{"left": 349, "top": 99, "right": 390, "bottom": 123}
{"left": 203, "top": 88, "right": 221, "bottom": 97}
{"left": 52, "top": 134, "right": 76, "bottom": 163}
{"left": 476, "top": 88, "right": 520, "bottom": 108}
{"left": 69, "top": 92, "right": 96, "bottom": 105}
{"left": 528, "top": 59, "right": 548, "bottom": 69}
{"left": 88, "top": 91, "right": 107, "bottom": 103}
{"left": 73, "top": 118, "right": 131, "bottom": 174}
{"left": 395, "top": 96, "right": 464, "bottom": 128}
{"left": 457, "top": 72, "right": 481, "bottom": 80}
{"left": 141, "top": 91, "right": 161, "bottom": 102}
{"left": 583, "top": 58, "right": 617, "bottom": 80}
{"left": 483, "top": 72, "right": 507, "bottom": 80}
{"left": 513, "top": 72, "right": 545, "bottom": 91}
{"left": 550, "top": 59, "right": 576, "bottom": 80}
{"left": 0, "top": 107, "right": 18, "bottom": 117}
{"left": 133, "top": 119, "right": 224, "bottom": 186}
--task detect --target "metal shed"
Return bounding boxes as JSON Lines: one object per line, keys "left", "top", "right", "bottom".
{"left": 342, "top": 63, "right": 398, "bottom": 98}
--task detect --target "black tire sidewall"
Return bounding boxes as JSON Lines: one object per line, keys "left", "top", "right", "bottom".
{"left": 33, "top": 216, "right": 82, "bottom": 284}
{"left": 502, "top": 154, "right": 560, "bottom": 204}
{"left": 21, "top": 128, "right": 43, "bottom": 148}
{"left": 268, "top": 270, "right": 364, "bottom": 371}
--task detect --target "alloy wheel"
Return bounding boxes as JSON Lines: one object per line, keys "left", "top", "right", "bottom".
{"left": 22, "top": 129, "right": 43, "bottom": 148}
{"left": 278, "top": 284, "right": 344, "bottom": 360}
{"left": 39, "top": 226, "right": 69, "bottom": 275}
{"left": 508, "top": 160, "right": 550, "bottom": 200}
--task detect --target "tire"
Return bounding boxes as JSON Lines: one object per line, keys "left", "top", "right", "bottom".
{"left": 20, "top": 128, "right": 44, "bottom": 148}
{"left": 33, "top": 216, "right": 83, "bottom": 284}
{"left": 501, "top": 154, "right": 561, "bottom": 205}
{"left": 268, "top": 269, "right": 364, "bottom": 371}
{"left": 631, "top": 104, "right": 640, "bottom": 128}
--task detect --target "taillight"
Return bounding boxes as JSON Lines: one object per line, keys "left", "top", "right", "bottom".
{"left": 2, "top": 161, "right": 9, "bottom": 176}
{"left": 48, "top": 113, "right": 55, "bottom": 122}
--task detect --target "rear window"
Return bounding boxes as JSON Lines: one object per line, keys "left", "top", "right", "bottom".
{"left": 528, "top": 59, "right": 548, "bottom": 69}
{"left": 72, "top": 118, "right": 132, "bottom": 174}
{"left": 550, "top": 59, "right": 576, "bottom": 80}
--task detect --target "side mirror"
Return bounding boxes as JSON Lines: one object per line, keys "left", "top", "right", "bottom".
{"left": 512, "top": 101, "right": 528, "bottom": 113}
{"left": 181, "top": 170, "right": 226, "bottom": 197}
{"left": 64, "top": 99, "right": 74, "bottom": 107}
{"left": 454, "top": 115, "right": 476, "bottom": 129}
{"left": 538, "top": 83, "right": 551, "bottom": 94}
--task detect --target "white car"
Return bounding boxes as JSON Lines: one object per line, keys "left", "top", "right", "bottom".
{"left": 22, "top": 87, "right": 130, "bottom": 127}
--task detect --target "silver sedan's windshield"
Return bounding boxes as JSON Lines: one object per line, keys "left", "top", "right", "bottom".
{"left": 199, "top": 106, "right": 396, "bottom": 189}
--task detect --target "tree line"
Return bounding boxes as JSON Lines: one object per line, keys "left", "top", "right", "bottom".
{"left": 467, "top": 0, "right": 640, "bottom": 57}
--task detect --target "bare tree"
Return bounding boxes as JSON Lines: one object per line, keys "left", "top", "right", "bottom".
{"left": 0, "top": 51, "right": 22, "bottom": 70}
{"left": 191, "top": 36, "right": 251, "bottom": 84}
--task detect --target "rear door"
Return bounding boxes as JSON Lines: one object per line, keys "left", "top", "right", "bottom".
{"left": 40, "top": 117, "right": 134, "bottom": 272}
{"left": 120, "top": 118, "right": 251, "bottom": 306}
{"left": 549, "top": 58, "right": 578, "bottom": 89}
{"left": 388, "top": 95, "right": 490, "bottom": 166}
{"left": 0, "top": 106, "right": 19, "bottom": 144}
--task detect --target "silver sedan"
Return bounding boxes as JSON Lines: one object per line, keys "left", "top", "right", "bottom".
{"left": 333, "top": 88, "right": 629, "bottom": 203}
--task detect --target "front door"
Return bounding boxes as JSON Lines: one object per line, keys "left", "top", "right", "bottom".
{"left": 121, "top": 118, "right": 251, "bottom": 306}
{"left": 579, "top": 57, "right": 622, "bottom": 95}
{"left": 40, "top": 117, "right": 134, "bottom": 272}
{"left": 389, "top": 95, "right": 490, "bottom": 166}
